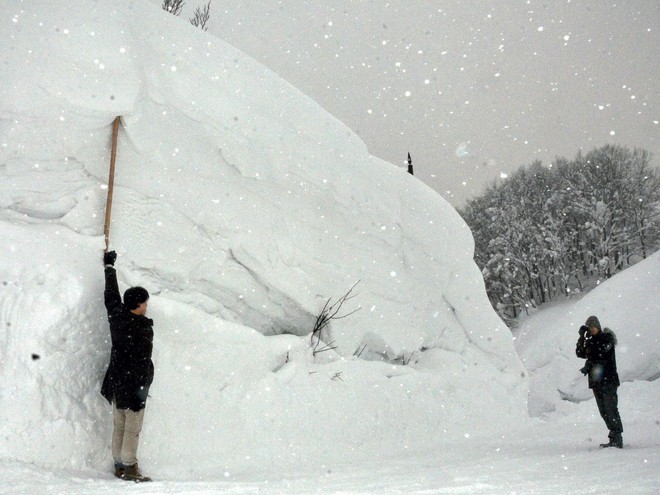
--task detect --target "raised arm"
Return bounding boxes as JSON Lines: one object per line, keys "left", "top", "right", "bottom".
{"left": 103, "top": 250, "right": 122, "bottom": 315}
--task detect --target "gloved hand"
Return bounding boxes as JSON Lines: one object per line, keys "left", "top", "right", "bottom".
{"left": 579, "top": 325, "right": 589, "bottom": 337}
{"left": 104, "top": 250, "right": 117, "bottom": 266}
{"left": 131, "top": 386, "right": 150, "bottom": 410}
{"left": 136, "top": 385, "right": 150, "bottom": 403}
{"left": 580, "top": 361, "right": 592, "bottom": 375}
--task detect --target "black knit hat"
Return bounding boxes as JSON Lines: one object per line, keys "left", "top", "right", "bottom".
{"left": 585, "top": 315, "right": 601, "bottom": 330}
{"left": 124, "top": 286, "right": 149, "bottom": 310}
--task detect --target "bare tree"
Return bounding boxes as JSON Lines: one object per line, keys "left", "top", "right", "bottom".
{"left": 311, "top": 281, "right": 360, "bottom": 357}
{"left": 162, "top": 0, "right": 185, "bottom": 16}
{"left": 190, "top": 1, "right": 211, "bottom": 31}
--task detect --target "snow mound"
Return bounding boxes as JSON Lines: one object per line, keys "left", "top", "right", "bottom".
{"left": 0, "top": 0, "right": 527, "bottom": 476}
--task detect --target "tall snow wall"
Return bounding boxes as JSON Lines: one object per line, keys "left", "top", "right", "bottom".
{"left": 0, "top": 0, "right": 527, "bottom": 476}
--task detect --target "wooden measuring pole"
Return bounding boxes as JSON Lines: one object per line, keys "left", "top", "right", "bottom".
{"left": 103, "top": 116, "right": 121, "bottom": 253}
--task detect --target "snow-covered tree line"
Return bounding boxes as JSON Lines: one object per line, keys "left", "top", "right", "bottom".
{"left": 459, "top": 145, "right": 660, "bottom": 326}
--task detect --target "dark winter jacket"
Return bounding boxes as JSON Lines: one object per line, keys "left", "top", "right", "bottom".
{"left": 576, "top": 328, "right": 620, "bottom": 389}
{"left": 101, "top": 266, "right": 154, "bottom": 411}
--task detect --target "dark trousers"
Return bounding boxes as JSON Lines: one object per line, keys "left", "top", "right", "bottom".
{"left": 593, "top": 384, "right": 623, "bottom": 435}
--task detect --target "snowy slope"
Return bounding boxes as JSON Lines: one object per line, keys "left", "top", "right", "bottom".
{"left": 514, "top": 251, "right": 660, "bottom": 416}
{"left": 1, "top": 0, "right": 526, "bottom": 477}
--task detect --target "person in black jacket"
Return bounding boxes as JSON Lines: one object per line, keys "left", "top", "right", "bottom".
{"left": 101, "top": 250, "right": 154, "bottom": 482}
{"left": 575, "top": 315, "right": 623, "bottom": 448}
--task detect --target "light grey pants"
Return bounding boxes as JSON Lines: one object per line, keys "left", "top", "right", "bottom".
{"left": 112, "top": 402, "right": 145, "bottom": 466}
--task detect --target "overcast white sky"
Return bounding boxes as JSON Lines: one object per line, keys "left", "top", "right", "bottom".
{"left": 161, "top": 0, "right": 659, "bottom": 206}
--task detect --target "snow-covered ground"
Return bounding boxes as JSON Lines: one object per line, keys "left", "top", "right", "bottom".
{"left": 1, "top": 1, "right": 658, "bottom": 493}
{"left": 1, "top": 378, "right": 659, "bottom": 494}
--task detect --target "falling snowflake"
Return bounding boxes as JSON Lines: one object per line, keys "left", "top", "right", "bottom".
{"left": 455, "top": 143, "right": 469, "bottom": 157}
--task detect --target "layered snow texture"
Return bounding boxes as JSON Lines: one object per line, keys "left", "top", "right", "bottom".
{"left": 1, "top": 0, "right": 527, "bottom": 476}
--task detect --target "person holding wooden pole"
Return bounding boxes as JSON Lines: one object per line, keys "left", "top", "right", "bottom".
{"left": 100, "top": 117, "right": 155, "bottom": 482}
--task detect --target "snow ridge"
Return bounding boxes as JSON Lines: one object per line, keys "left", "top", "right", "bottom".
{"left": 0, "top": 0, "right": 527, "bottom": 476}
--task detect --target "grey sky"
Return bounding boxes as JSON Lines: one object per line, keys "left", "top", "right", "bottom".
{"left": 168, "top": 0, "right": 659, "bottom": 206}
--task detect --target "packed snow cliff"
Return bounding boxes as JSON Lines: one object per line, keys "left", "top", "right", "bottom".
{"left": 0, "top": 0, "right": 527, "bottom": 476}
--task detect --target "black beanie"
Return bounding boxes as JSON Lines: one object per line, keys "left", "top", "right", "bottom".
{"left": 585, "top": 315, "right": 601, "bottom": 330}
{"left": 124, "top": 286, "right": 149, "bottom": 310}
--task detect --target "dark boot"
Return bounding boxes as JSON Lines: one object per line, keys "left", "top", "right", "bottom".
{"left": 121, "top": 463, "right": 152, "bottom": 482}
{"left": 600, "top": 432, "right": 623, "bottom": 449}
{"left": 113, "top": 462, "right": 125, "bottom": 479}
